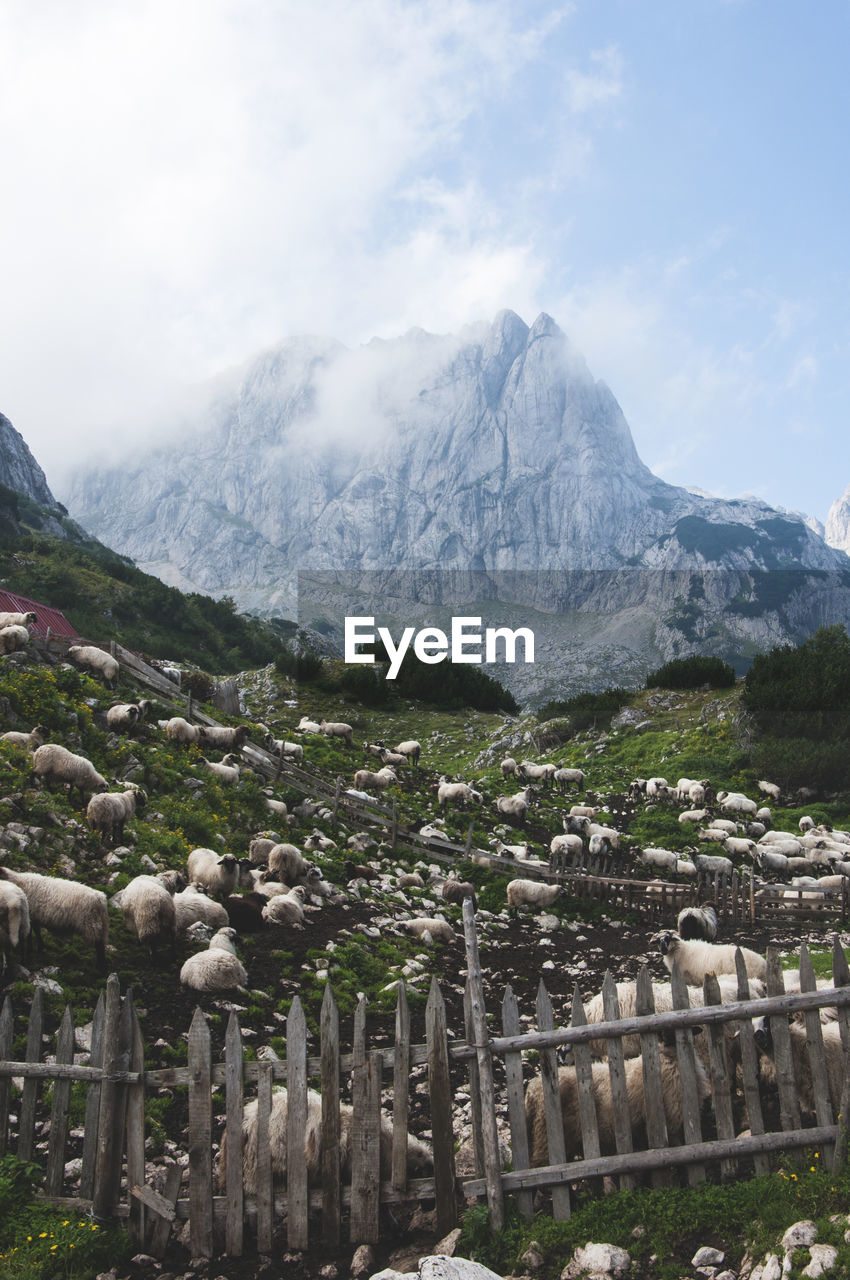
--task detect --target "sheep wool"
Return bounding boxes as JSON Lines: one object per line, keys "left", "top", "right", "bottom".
{"left": 659, "top": 933, "right": 767, "bottom": 985}
{"left": 0, "top": 867, "right": 108, "bottom": 969}
{"left": 180, "top": 927, "right": 247, "bottom": 991}
{"left": 120, "top": 875, "right": 176, "bottom": 959}
{"left": 32, "top": 744, "right": 108, "bottom": 797}
{"left": 0, "top": 881, "right": 30, "bottom": 974}
{"left": 66, "top": 644, "right": 120, "bottom": 687}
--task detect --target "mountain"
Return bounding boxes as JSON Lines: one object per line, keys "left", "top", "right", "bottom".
{"left": 826, "top": 484, "right": 850, "bottom": 555}
{"left": 63, "top": 311, "right": 850, "bottom": 699}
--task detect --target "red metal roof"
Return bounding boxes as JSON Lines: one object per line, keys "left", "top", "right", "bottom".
{"left": 0, "top": 589, "right": 79, "bottom": 639}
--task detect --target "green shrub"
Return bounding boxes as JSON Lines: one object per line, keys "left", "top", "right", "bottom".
{"left": 645, "top": 655, "right": 736, "bottom": 690}
{"left": 537, "top": 688, "right": 632, "bottom": 732}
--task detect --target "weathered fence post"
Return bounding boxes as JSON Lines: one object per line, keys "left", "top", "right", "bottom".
{"left": 426, "top": 977, "right": 458, "bottom": 1235}
{"left": 601, "top": 973, "right": 634, "bottom": 1191}
{"left": 80, "top": 991, "right": 106, "bottom": 1199}
{"left": 44, "top": 1006, "right": 74, "bottom": 1197}
{"left": 536, "top": 979, "right": 571, "bottom": 1220}
{"left": 125, "top": 997, "right": 146, "bottom": 1248}
{"left": 93, "top": 976, "right": 122, "bottom": 1219}
{"left": 0, "top": 997, "right": 13, "bottom": 1157}
{"left": 187, "top": 1006, "right": 213, "bottom": 1258}
{"left": 18, "top": 984, "right": 44, "bottom": 1162}
{"left": 350, "top": 995, "right": 381, "bottom": 1245}
{"left": 321, "top": 983, "right": 341, "bottom": 1246}
{"left": 463, "top": 980, "right": 484, "bottom": 1179}
{"left": 501, "top": 986, "right": 533, "bottom": 1218}
{"left": 255, "top": 1062, "right": 274, "bottom": 1255}
{"left": 635, "top": 966, "right": 670, "bottom": 1189}
{"left": 287, "top": 996, "right": 309, "bottom": 1250}
{"left": 734, "top": 950, "right": 769, "bottom": 1176}
{"left": 462, "top": 899, "right": 503, "bottom": 1232}
{"left": 392, "top": 981, "right": 411, "bottom": 1194}
{"left": 224, "top": 1012, "right": 244, "bottom": 1257}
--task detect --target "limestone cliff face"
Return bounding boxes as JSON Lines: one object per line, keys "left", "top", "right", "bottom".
{"left": 0, "top": 413, "right": 61, "bottom": 509}
{"left": 65, "top": 311, "right": 844, "bottom": 617}
{"left": 826, "top": 485, "right": 850, "bottom": 556}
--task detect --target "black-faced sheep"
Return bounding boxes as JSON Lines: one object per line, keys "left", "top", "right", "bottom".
{"left": 165, "top": 716, "right": 201, "bottom": 746}
{"left": 105, "top": 700, "right": 152, "bottom": 733}
{"left": 0, "top": 880, "right": 30, "bottom": 975}
{"left": 676, "top": 901, "right": 718, "bottom": 942}
{"left": 261, "top": 886, "right": 308, "bottom": 927}
{"left": 0, "top": 867, "right": 108, "bottom": 970}
{"left": 517, "top": 760, "right": 556, "bottom": 787}
{"left": 179, "top": 927, "right": 247, "bottom": 992}
{"left": 264, "top": 734, "right": 303, "bottom": 762}
{"left": 267, "top": 843, "right": 309, "bottom": 885}
{"left": 199, "top": 724, "right": 251, "bottom": 751}
{"left": 32, "top": 743, "right": 108, "bottom": 798}
{"left": 500, "top": 757, "right": 519, "bottom": 778}
{"left": 525, "top": 1033, "right": 708, "bottom": 1167}
{"left": 658, "top": 932, "right": 767, "bottom": 985}
{"left": 120, "top": 874, "right": 177, "bottom": 961}
{"left": 186, "top": 848, "right": 239, "bottom": 899}
{"left": 216, "top": 1086, "right": 433, "bottom": 1194}
{"left": 86, "top": 786, "right": 147, "bottom": 844}
{"left": 553, "top": 767, "right": 585, "bottom": 793}
{"left": 0, "top": 625, "right": 31, "bottom": 655}
{"left": 67, "top": 644, "right": 120, "bottom": 687}
{"left": 0, "top": 610, "right": 36, "bottom": 629}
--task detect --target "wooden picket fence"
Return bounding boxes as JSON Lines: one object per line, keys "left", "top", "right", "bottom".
{"left": 3, "top": 912, "right": 850, "bottom": 1257}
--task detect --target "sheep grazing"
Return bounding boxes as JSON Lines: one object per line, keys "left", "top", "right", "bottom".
{"left": 495, "top": 787, "right": 535, "bottom": 824}
{"left": 179, "top": 927, "right": 248, "bottom": 992}
{"left": 186, "top": 848, "right": 239, "bottom": 900}
{"left": 66, "top": 644, "right": 120, "bottom": 688}
{"left": 262, "top": 886, "right": 308, "bottom": 927}
{"left": 525, "top": 1033, "right": 708, "bottom": 1167}
{"left": 517, "top": 760, "right": 556, "bottom": 787}
{"left": 0, "top": 625, "right": 31, "bottom": 655}
{"left": 263, "top": 734, "right": 303, "bottom": 762}
{"left": 0, "top": 610, "right": 36, "bottom": 629}
{"left": 120, "top": 874, "right": 177, "bottom": 961}
{"left": 0, "top": 723, "right": 47, "bottom": 751}
{"left": 549, "top": 833, "right": 583, "bottom": 863}
{"left": 263, "top": 790, "right": 289, "bottom": 818}
{"left": 379, "top": 749, "right": 408, "bottom": 769}
{"left": 216, "top": 1086, "right": 432, "bottom": 1195}
{"left": 0, "top": 867, "right": 108, "bottom": 970}
{"left": 438, "top": 777, "right": 482, "bottom": 811}
{"left": 225, "top": 892, "right": 267, "bottom": 932}
{"left": 394, "top": 739, "right": 421, "bottom": 766}
{"left": 553, "top": 767, "right": 585, "bottom": 793}
{"left": 441, "top": 880, "right": 477, "bottom": 909}
{"left": 692, "top": 852, "right": 733, "bottom": 878}
{"left": 267, "top": 843, "right": 309, "bottom": 885}
{"left": 319, "top": 719, "right": 354, "bottom": 746}
{"left": 402, "top": 917, "right": 454, "bottom": 944}
{"left": 353, "top": 766, "right": 398, "bottom": 792}
{"left": 717, "top": 791, "right": 758, "bottom": 817}
{"left": 165, "top": 716, "right": 201, "bottom": 746}
{"left": 676, "top": 901, "right": 718, "bottom": 942}
{"left": 506, "top": 879, "right": 562, "bottom": 916}
{"left": 199, "top": 754, "right": 241, "bottom": 784}
{"left": 199, "top": 724, "right": 251, "bottom": 752}
{"left": 658, "top": 932, "right": 767, "bottom": 985}
{"left": 757, "top": 780, "right": 782, "bottom": 803}
{"left": 397, "top": 871, "right": 424, "bottom": 889}
{"left": 0, "top": 880, "right": 30, "bottom": 976}
{"left": 86, "top": 786, "right": 147, "bottom": 845}
{"left": 105, "top": 703, "right": 140, "bottom": 732}
{"left": 173, "top": 885, "right": 229, "bottom": 933}
{"left": 297, "top": 717, "right": 322, "bottom": 734}
{"left": 500, "top": 757, "right": 519, "bottom": 778}
{"left": 32, "top": 743, "right": 108, "bottom": 799}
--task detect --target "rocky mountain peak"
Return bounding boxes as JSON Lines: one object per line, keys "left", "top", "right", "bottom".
{"left": 0, "top": 412, "right": 61, "bottom": 509}
{"left": 826, "top": 484, "right": 850, "bottom": 555}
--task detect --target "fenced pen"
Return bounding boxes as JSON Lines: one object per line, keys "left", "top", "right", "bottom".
{"left": 2, "top": 903, "right": 850, "bottom": 1260}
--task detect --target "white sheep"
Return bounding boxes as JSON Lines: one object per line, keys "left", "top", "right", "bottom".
{"left": 264, "top": 734, "right": 304, "bottom": 762}
{"left": 394, "top": 739, "right": 421, "bottom": 765}
{"left": 638, "top": 847, "right": 680, "bottom": 873}
{"left": 553, "top": 766, "right": 585, "bottom": 793}
{"left": 105, "top": 703, "right": 140, "bottom": 732}
{"left": 0, "top": 867, "right": 108, "bottom": 969}
{"left": 173, "top": 884, "right": 229, "bottom": 933}
{"left": 262, "top": 886, "right": 308, "bottom": 926}
{"left": 0, "top": 723, "right": 47, "bottom": 751}
{"left": 0, "top": 610, "right": 36, "bottom": 629}
{"left": 402, "top": 916, "right": 455, "bottom": 944}
{"left": 199, "top": 754, "right": 241, "bottom": 784}
{"left": 500, "top": 757, "right": 519, "bottom": 778}
{"left": 438, "top": 777, "right": 481, "bottom": 811}
{"left": 186, "top": 848, "right": 239, "bottom": 899}
{"left": 678, "top": 809, "right": 710, "bottom": 825}
{"left": 66, "top": 644, "right": 120, "bottom": 687}
{"left": 645, "top": 776, "right": 673, "bottom": 801}
{"left": 550, "top": 833, "right": 583, "bottom": 863}
{"left": 717, "top": 791, "right": 758, "bottom": 817}
{"left": 724, "top": 836, "right": 756, "bottom": 858}
{"left": 494, "top": 787, "right": 534, "bottom": 823}
{"left": 441, "top": 879, "right": 477, "bottom": 908}
{"left": 0, "top": 880, "right": 30, "bottom": 975}
{"left": 216, "top": 1086, "right": 432, "bottom": 1194}
{"left": 199, "top": 724, "right": 251, "bottom": 751}
{"left": 799, "top": 815, "right": 816, "bottom": 833}
{"left": 179, "top": 927, "right": 248, "bottom": 992}
{"left": 754, "top": 847, "right": 790, "bottom": 876}
{"left": 86, "top": 786, "right": 147, "bottom": 844}
{"left": 692, "top": 852, "right": 733, "bottom": 877}
{"left": 263, "top": 790, "right": 289, "bottom": 818}
{"left": 165, "top": 717, "right": 201, "bottom": 746}
{"left": 267, "top": 843, "right": 309, "bottom": 885}
{"left": 518, "top": 760, "right": 556, "bottom": 787}
{"left": 757, "top": 780, "right": 782, "bottom": 802}
{"left": 319, "top": 719, "right": 354, "bottom": 746}
{"left": 297, "top": 717, "right": 322, "bottom": 733}
{"left": 120, "top": 874, "right": 176, "bottom": 960}
{"left": 32, "top": 743, "right": 108, "bottom": 798}
{"left": 659, "top": 932, "right": 767, "bottom": 985}
{"left": 506, "top": 878, "right": 561, "bottom": 915}
{"left": 354, "top": 766, "right": 398, "bottom": 792}
{"left": 0, "top": 625, "right": 31, "bottom": 655}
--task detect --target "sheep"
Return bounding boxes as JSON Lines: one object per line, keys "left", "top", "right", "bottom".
{"left": 553, "top": 766, "right": 585, "bottom": 793}
{"left": 517, "top": 760, "right": 556, "bottom": 787}
{"left": 186, "top": 848, "right": 239, "bottom": 900}
{"left": 263, "top": 790, "right": 289, "bottom": 818}
{"left": 438, "top": 777, "right": 481, "bottom": 811}
{"left": 490, "top": 837, "right": 534, "bottom": 859}
{"left": 724, "top": 836, "right": 756, "bottom": 858}
{"left": 179, "top": 927, "right": 247, "bottom": 992}
{"left": 692, "top": 852, "right": 733, "bottom": 877}
{"left": 267, "top": 843, "right": 309, "bottom": 885}
{"left": 697, "top": 828, "right": 730, "bottom": 845}
{"left": 757, "top": 780, "right": 782, "bottom": 802}
{"left": 0, "top": 880, "right": 30, "bottom": 975}
{"left": 165, "top": 716, "right": 201, "bottom": 746}
{"left": 199, "top": 753, "right": 241, "bottom": 784}
{"left": 199, "top": 724, "right": 251, "bottom": 751}
{"left": 754, "top": 1017, "right": 847, "bottom": 1122}
{"left": 658, "top": 932, "right": 767, "bottom": 985}
{"left": 799, "top": 815, "right": 816, "bottom": 833}
{"left": 0, "top": 625, "right": 32, "bottom": 655}
{"left": 676, "top": 901, "right": 718, "bottom": 942}
{"left": 105, "top": 703, "right": 140, "bottom": 732}
{"left": 173, "top": 884, "right": 229, "bottom": 933}
{"left": 0, "top": 867, "right": 108, "bottom": 969}
{"left": 263, "top": 733, "right": 303, "bottom": 762}
{"left": 582, "top": 974, "right": 760, "bottom": 1058}
{"left": 549, "top": 833, "right": 583, "bottom": 863}
{"left": 397, "top": 871, "right": 424, "bottom": 889}
{"left": 506, "top": 879, "right": 561, "bottom": 916}
{"left": 156, "top": 869, "right": 186, "bottom": 894}
{"left": 32, "top": 743, "right": 108, "bottom": 798}
{"left": 248, "top": 835, "right": 279, "bottom": 864}
{"left": 120, "top": 874, "right": 177, "bottom": 960}
{"left": 645, "top": 776, "right": 672, "bottom": 801}
{"left": 494, "top": 787, "right": 534, "bottom": 823}
{"left": 262, "top": 886, "right": 308, "bottom": 927}
{"left": 304, "top": 829, "right": 336, "bottom": 853}
{"left": 402, "top": 917, "right": 454, "bottom": 944}
{"left": 354, "top": 766, "right": 398, "bottom": 793}
{"left": 562, "top": 812, "right": 591, "bottom": 838}
{"left": 0, "top": 610, "right": 36, "bottom": 629}
{"left": 216, "top": 1086, "right": 432, "bottom": 1194}
{"left": 420, "top": 821, "right": 451, "bottom": 842}
{"left": 66, "top": 644, "right": 119, "bottom": 687}
{"left": 679, "top": 809, "right": 710, "bottom": 825}
{"left": 638, "top": 847, "right": 681, "bottom": 873}
{"left": 717, "top": 791, "right": 758, "bottom": 817}
{"left": 319, "top": 719, "right": 353, "bottom": 746}
{"left": 754, "top": 847, "right": 790, "bottom": 876}
{"left": 0, "top": 723, "right": 47, "bottom": 751}
{"left": 86, "top": 785, "right": 147, "bottom": 844}
{"left": 708, "top": 818, "right": 739, "bottom": 836}
{"left": 500, "top": 757, "right": 519, "bottom": 778}
{"left": 394, "top": 740, "right": 421, "bottom": 765}
{"left": 441, "top": 879, "right": 477, "bottom": 908}
{"left": 225, "top": 892, "right": 267, "bottom": 932}
{"left": 297, "top": 717, "right": 322, "bottom": 733}
{"left": 525, "top": 1033, "right": 708, "bottom": 1167}
{"left": 379, "top": 749, "right": 408, "bottom": 769}
{"left": 629, "top": 778, "right": 648, "bottom": 801}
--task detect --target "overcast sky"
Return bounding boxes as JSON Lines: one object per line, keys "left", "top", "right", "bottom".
{"left": 1, "top": 0, "right": 848, "bottom": 524}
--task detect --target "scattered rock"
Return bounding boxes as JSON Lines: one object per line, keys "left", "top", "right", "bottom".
{"left": 782, "top": 1221, "right": 818, "bottom": 1252}
{"left": 352, "top": 1244, "right": 377, "bottom": 1276}
{"left": 802, "top": 1245, "right": 839, "bottom": 1278}
{"left": 561, "top": 1242, "right": 631, "bottom": 1279}
{"left": 693, "top": 1248, "right": 726, "bottom": 1267}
